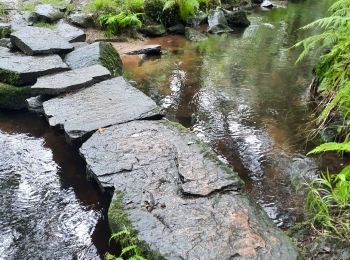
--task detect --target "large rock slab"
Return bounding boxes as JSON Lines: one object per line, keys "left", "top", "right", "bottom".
{"left": 64, "top": 42, "right": 123, "bottom": 76}
{"left": 10, "top": 26, "right": 74, "bottom": 55}
{"left": 43, "top": 77, "right": 162, "bottom": 143}
{"left": 55, "top": 20, "right": 86, "bottom": 43}
{"left": 31, "top": 64, "right": 111, "bottom": 95}
{"left": 30, "top": 4, "right": 64, "bottom": 23}
{"left": 80, "top": 120, "right": 299, "bottom": 259}
{"left": 207, "top": 9, "right": 233, "bottom": 34}
{"left": 0, "top": 47, "right": 69, "bottom": 85}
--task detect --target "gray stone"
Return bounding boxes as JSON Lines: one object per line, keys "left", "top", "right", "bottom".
{"left": 186, "top": 11, "right": 208, "bottom": 27}
{"left": 224, "top": 10, "right": 251, "bottom": 28}
{"left": 261, "top": 0, "right": 274, "bottom": 8}
{"left": 43, "top": 77, "right": 162, "bottom": 143}
{"left": 9, "top": 12, "right": 31, "bottom": 31}
{"left": 139, "top": 24, "right": 166, "bottom": 37}
{"left": 30, "top": 4, "right": 64, "bottom": 23}
{"left": 0, "top": 23, "right": 11, "bottom": 38}
{"left": 0, "top": 47, "right": 69, "bottom": 85}
{"left": 80, "top": 120, "right": 299, "bottom": 260}
{"left": 126, "top": 45, "right": 161, "bottom": 55}
{"left": 207, "top": 9, "right": 233, "bottom": 34}
{"left": 167, "top": 24, "right": 185, "bottom": 35}
{"left": 185, "top": 27, "right": 208, "bottom": 42}
{"left": 26, "top": 95, "right": 45, "bottom": 113}
{"left": 32, "top": 64, "right": 111, "bottom": 95}
{"left": 67, "top": 12, "right": 94, "bottom": 28}
{"left": 64, "top": 42, "right": 123, "bottom": 76}
{"left": 71, "top": 41, "right": 89, "bottom": 49}
{"left": 0, "top": 38, "right": 12, "bottom": 48}
{"left": 10, "top": 26, "right": 74, "bottom": 55}
{"left": 55, "top": 20, "right": 86, "bottom": 43}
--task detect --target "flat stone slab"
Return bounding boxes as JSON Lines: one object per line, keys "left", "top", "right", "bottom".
{"left": 55, "top": 20, "right": 86, "bottom": 43}
{"left": 31, "top": 64, "right": 111, "bottom": 95}
{"left": 80, "top": 120, "right": 299, "bottom": 259}
{"left": 43, "top": 77, "right": 162, "bottom": 143}
{"left": 0, "top": 47, "right": 69, "bottom": 85}
{"left": 126, "top": 45, "right": 161, "bottom": 55}
{"left": 11, "top": 26, "right": 74, "bottom": 55}
{"left": 64, "top": 42, "right": 123, "bottom": 76}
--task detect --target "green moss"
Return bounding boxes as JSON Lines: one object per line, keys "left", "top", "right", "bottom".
{"left": 32, "top": 22, "right": 57, "bottom": 29}
{"left": 165, "top": 120, "right": 189, "bottom": 133}
{"left": 99, "top": 42, "right": 123, "bottom": 77}
{"left": 108, "top": 191, "right": 165, "bottom": 260}
{"left": 0, "top": 26, "right": 10, "bottom": 38}
{"left": 20, "top": 1, "right": 36, "bottom": 12}
{"left": 0, "top": 70, "right": 20, "bottom": 85}
{"left": 0, "top": 83, "right": 33, "bottom": 110}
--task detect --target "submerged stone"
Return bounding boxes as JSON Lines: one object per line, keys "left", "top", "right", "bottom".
{"left": 43, "top": 77, "right": 162, "bottom": 143}
{"left": 185, "top": 27, "right": 208, "bottom": 42}
{"left": 10, "top": 26, "right": 74, "bottom": 55}
{"left": 0, "top": 83, "right": 33, "bottom": 110}
{"left": 0, "top": 47, "right": 69, "bottom": 85}
{"left": 207, "top": 9, "right": 233, "bottom": 34}
{"left": 55, "top": 20, "right": 86, "bottom": 43}
{"left": 64, "top": 42, "right": 123, "bottom": 76}
{"left": 80, "top": 120, "right": 299, "bottom": 259}
{"left": 32, "top": 65, "right": 111, "bottom": 95}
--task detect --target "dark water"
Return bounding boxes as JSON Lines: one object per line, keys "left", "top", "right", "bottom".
{"left": 121, "top": 0, "right": 335, "bottom": 227}
{"left": 0, "top": 112, "right": 114, "bottom": 259}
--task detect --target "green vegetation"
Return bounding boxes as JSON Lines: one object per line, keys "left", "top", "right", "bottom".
{"left": 295, "top": 0, "right": 350, "bottom": 245}
{"left": 20, "top": 0, "right": 69, "bottom": 12}
{"left": 0, "top": 3, "right": 6, "bottom": 17}
{"left": 163, "top": 0, "right": 208, "bottom": 21}
{"left": 0, "top": 83, "right": 33, "bottom": 110}
{"left": 107, "top": 192, "right": 164, "bottom": 260}
{"left": 33, "top": 22, "right": 57, "bottom": 29}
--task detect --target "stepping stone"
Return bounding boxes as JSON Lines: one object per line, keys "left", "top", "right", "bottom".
{"left": 9, "top": 12, "right": 31, "bottom": 31}
{"left": 30, "top": 4, "right": 64, "bottom": 23}
{"left": 126, "top": 45, "right": 161, "bottom": 55}
{"left": 0, "top": 47, "right": 69, "bottom": 85}
{"left": 43, "top": 77, "right": 162, "bottom": 143}
{"left": 80, "top": 120, "right": 299, "bottom": 259}
{"left": 11, "top": 26, "right": 74, "bottom": 55}
{"left": 64, "top": 42, "right": 123, "bottom": 76}
{"left": 55, "top": 20, "right": 86, "bottom": 43}
{"left": 32, "top": 64, "right": 111, "bottom": 95}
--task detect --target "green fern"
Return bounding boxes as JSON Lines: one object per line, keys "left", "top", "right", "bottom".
{"left": 163, "top": 0, "right": 208, "bottom": 21}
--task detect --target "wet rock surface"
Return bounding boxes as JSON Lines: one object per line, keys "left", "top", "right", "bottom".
{"left": 43, "top": 77, "right": 161, "bottom": 143}
{"left": 67, "top": 12, "right": 94, "bottom": 28}
{"left": 185, "top": 27, "right": 208, "bottom": 42}
{"left": 10, "top": 26, "right": 74, "bottom": 55}
{"left": 126, "top": 45, "right": 161, "bottom": 55}
{"left": 55, "top": 20, "right": 86, "bottom": 43}
{"left": 30, "top": 4, "right": 64, "bottom": 23}
{"left": 80, "top": 120, "right": 299, "bottom": 259}
{"left": 139, "top": 24, "right": 166, "bottom": 37}
{"left": 224, "top": 10, "right": 251, "bottom": 28}
{"left": 208, "top": 9, "right": 233, "bottom": 34}
{"left": 64, "top": 42, "right": 123, "bottom": 76}
{"left": 0, "top": 47, "right": 69, "bottom": 85}
{"left": 32, "top": 65, "right": 111, "bottom": 95}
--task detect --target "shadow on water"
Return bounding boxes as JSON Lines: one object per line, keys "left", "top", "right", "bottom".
{"left": 121, "top": 0, "right": 340, "bottom": 227}
{"left": 0, "top": 111, "right": 116, "bottom": 259}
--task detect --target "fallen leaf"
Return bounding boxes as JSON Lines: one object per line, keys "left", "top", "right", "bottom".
{"left": 98, "top": 127, "right": 105, "bottom": 134}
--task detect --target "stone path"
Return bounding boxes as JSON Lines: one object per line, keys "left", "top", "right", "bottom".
{"left": 0, "top": 11, "right": 299, "bottom": 259}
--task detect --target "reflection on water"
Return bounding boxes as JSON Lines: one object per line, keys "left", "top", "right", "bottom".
{"left": 0, "top": 112, "right": 113, "bottom": 259}
{"left": 122, "top": 0, "right": 333, "bottom": 226}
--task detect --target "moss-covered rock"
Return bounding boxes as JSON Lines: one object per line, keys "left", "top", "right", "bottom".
{"left": 139, "top": 24, "right": 166, "bottom": 37}
{"left": 0, "top": 23, "right": 11, "bottom": 38}
{"left": 0, "top": 83, "right": 33, "bottom": 110}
